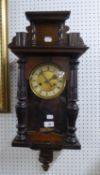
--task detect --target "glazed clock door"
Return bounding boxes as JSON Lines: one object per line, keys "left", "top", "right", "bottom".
{"left": 26, "top": 58, "right": 69, "bottom": 135}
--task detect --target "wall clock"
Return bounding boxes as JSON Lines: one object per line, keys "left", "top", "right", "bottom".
{"left": 9, "top": 11, "right": 88, "bottom": 171}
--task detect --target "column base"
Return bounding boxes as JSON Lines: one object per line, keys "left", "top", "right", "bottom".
{"left": 64, "top": 134, "right": 81, "bottom": 148}
{"left": 12, "top": 136, "right": 28, "bottom": 147}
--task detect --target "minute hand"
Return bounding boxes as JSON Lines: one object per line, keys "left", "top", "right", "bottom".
{"left": 42, "top": 73, "right": 53, "bottom": 87}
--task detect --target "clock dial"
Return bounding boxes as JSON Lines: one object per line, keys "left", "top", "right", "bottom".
{"left": 29, "top": 64, "right": 66, "bottom": 99}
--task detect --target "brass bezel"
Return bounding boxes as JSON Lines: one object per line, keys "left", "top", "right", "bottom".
{"left": 0, "top": 0, "right": 9, "bottom": 112}
{"left": 29, "top": 63, "right": 66, "bottom": 100}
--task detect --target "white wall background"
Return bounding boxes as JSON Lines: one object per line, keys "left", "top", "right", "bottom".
{"left": 0, "top": 0, "right": 100, "bottom": 174}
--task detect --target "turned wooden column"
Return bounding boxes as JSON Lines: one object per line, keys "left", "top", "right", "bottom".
{"left": 14, "top": 58, "right": 28, "bottom": 144}
{"left": 66, "top": 58, "right": 79, "bottom": 144}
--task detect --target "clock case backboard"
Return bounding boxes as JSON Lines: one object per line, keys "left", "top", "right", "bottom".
{"left": 9, "top": 11, "right": 88, "bottom": 171}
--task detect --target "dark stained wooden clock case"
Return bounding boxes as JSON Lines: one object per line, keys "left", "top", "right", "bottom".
{"left": 9, "top": 11, "right": 88, "bottom": 171}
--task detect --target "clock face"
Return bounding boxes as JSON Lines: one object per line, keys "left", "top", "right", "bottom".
{"left": 29, "top": 63, "right": 66, "bottom": 99}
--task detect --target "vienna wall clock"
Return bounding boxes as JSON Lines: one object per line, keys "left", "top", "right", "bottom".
{"left": 9, "top": 11, "right": 88, "bottom": 171}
